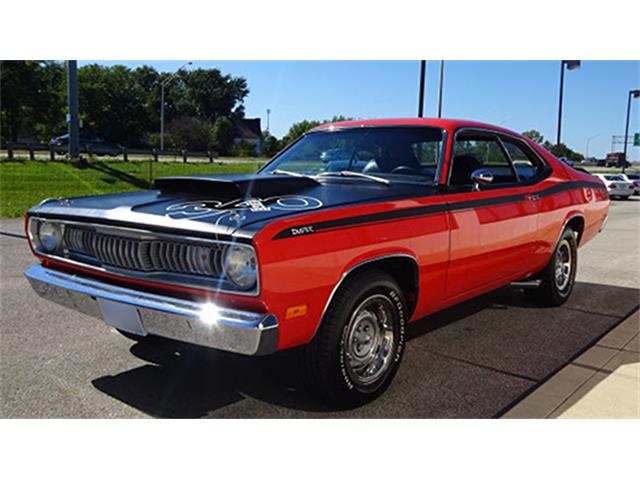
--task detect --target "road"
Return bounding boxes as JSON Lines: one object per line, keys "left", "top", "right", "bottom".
{"left": 1, "top": 200, "right": 638, "bottom": 418}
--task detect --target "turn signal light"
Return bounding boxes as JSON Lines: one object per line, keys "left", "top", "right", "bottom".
{"left": 285, "top": 304, "right": 308, "bottom": 319}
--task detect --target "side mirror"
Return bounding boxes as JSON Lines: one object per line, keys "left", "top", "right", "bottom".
{"left": 470, "top": 168, "right": 493, "bottom": 190}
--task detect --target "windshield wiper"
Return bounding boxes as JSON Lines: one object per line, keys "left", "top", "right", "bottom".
{"left": 269, "top": 169, "right": 305, "bottom": 177}
{"left": 317, "top": 170, "right": 391, "bottom": 186}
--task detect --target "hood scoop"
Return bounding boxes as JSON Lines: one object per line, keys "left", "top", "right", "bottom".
{"left": 154, "top": 174, "right": 319, "bottom": 200}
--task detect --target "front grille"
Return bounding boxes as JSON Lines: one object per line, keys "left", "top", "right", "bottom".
{"left": 63, "top": 226, "right": 224, "bottom": 277}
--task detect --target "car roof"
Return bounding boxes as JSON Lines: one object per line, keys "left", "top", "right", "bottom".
{"left": 310, "top": 117, "right": 523, "bottom": 138}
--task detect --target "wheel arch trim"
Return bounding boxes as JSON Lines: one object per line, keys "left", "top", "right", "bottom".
{"left": 309, "top": 253, "right": 419, "bottom": 342}
{"left": 560, "top": 211, "right": 586, "bottom": 246}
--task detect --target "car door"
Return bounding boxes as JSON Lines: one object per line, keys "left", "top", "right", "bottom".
{"left": 444, "top": 130, "right": 540, "bottom": 300}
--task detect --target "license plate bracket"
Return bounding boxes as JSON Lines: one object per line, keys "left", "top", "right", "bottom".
{"left": 96, "top": 298, "right": 146, "bottom": 336}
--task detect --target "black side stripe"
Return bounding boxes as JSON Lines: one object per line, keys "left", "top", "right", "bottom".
{"left": 272, "top": 180, "right": 607, "bottom": 240}
{"left": 537, "top": 180, "right": 605, "bottom": 198}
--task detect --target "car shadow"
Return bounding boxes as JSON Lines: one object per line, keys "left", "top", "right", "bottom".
{"left": 87, "top": 161, "right": 150, "bottom": 189}
{"left": 91, "top": 281, "right": 639, "bottom": 418}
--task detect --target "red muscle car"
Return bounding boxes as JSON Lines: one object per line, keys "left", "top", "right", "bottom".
{"left": 24, "top": 118, "right": 610, "bottom": 405}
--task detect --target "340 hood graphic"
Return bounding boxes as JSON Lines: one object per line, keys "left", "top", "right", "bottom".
{"left": 165, "top": 195, "right": 324, "bottom": 224}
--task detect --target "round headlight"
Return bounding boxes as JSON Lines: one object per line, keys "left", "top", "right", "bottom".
{"left": 37, "top": 221, "right": 62, "bottom": 252}
{"left": 223, "top": 245, "right": 257, "bottom": 289}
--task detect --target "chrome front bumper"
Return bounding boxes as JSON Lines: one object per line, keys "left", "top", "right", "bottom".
{"left": 24, "top": 264, "right": 278, "bottom": 355}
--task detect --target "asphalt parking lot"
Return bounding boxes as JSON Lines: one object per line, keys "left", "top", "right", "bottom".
{"left": 1, "top": 199, "right": 638, "bottom": 418}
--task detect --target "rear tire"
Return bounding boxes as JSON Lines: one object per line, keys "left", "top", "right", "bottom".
{"left": 531, "top": 228, "right": 578, "bottom": 306}
{"left": 300, "top": 269, "right": 407, "bottom": 407}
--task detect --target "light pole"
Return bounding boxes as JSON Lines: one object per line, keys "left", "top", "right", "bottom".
{"left": 67, "top": 60, "right": 80, "bottom": 160}
{"left": 266, "top": 108, "right": 271, "bottom": 133}
{"left": 418, "top": 60, "right": 426, "bottom": 117}
{"left": 437, "top": 60, "right": 445, "bottom": 118}
{"left": 160, "top": 61, "right": 192, "bottom": 151}
{"left": 622, "top": 89, "right": 640, "bottom": 174}
{"left": 585, "top": 134, "right": 599, "bottom": 163}
{"left": 556, "top": 60, "right": 580, "bottom": 146}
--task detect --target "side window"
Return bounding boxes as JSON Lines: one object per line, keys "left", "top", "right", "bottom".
{"left": 501, "top": 139, "right": 546, "bottom": 181}
{"left": 450, "top": 136, "right": 516, "bottom": 186}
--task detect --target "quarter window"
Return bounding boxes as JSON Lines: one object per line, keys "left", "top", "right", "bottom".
{"left": 501, "top": 139, "right": 546, "bottom": 181}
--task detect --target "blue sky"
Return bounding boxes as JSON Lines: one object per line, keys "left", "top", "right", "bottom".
{"left": 81, "top": 60, "right": 640, "bottom": 160}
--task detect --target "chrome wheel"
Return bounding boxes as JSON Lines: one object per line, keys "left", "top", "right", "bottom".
{"left": 344, "top": 294, "right": 396, "bottom": 387}
{"left": 554, "top": 238, "right": 572, "bottom": 291}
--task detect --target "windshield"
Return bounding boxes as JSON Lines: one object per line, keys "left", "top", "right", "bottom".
{"left": 604, "top": 175, "right": 625, "bottom": 181}
{"left": 261, "top": 126, "right": 445, "bottom": 182}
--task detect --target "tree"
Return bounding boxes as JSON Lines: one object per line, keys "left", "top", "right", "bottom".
{"left": 544, "top": 142, "right": 584, "bottom": 162}
{"left": 281, "top": 120, "right": 323, "bottom": 146}
{"left": 281, "top": 116, "right": 353, "bottom": 146}
{"left": 521, "top": 129, "right": 544, "bottom": 145}
{"left": 149, "top": 116, "right": 214, "bottom": 151}
{"left": 34, "top": 62, "right": 66, "bottom": 141}
{"left": 233, "top": 139, "right": 257, "bottom": 157}
{"left": 0, "top": 61, "right": 65, "bottom": 143}
{"left": 212, "top": 116, "right": 234, "bottom": 155}
{"left": 77, "top": 64, "right": 151, "bottom": 146}
{"left": 173, "top": 68, "right": 249, "bottom": 123}
{"left": 1, "top": 61, "right": 250, "bottom": 149}
{"left": 262, "top": 131, "right": 281, "bottom": 157}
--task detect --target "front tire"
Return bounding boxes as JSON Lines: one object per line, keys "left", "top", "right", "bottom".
{"left": 300, "top": 269, "right": 407, "bottom": 406}
{"left": 532, "top": 228, "right": 578, "bottom": 306}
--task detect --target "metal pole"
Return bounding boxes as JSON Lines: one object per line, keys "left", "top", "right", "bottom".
{"left": 437, "top": 60, "right": 444, "bottom": 118}
{"left": 160, "top": 82, "right": 165, "bottom": 151}
{"left": 418, "top": 60, "right": 426, "bottom": 117}
{"left": 67, "top": 60, "right": 80, "bottom": 159}
{"left": 586, "top": 140, "right": 589, "bottom": 164}
{"left": 623, "top": 91, "right": 632, "bottom": 174}
{"left": 266, "top": 108, "right": 271, "bottom": 133}
{"left": 586, "top": 134, "right": 598, "bottom": 163}
{"left": 556, "top": 61, "right": 565, "bottom": 146}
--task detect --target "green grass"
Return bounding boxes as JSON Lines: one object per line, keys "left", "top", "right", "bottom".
{"left": 0, "top": 159, "right": 265, "bottom": 218}
{"left": 4, "top": 158, "right": 632, "bottom": 219}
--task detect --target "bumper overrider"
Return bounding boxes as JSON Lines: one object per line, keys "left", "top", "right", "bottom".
{"left": 24, "top": 264, "right": 278, "bottom": 355}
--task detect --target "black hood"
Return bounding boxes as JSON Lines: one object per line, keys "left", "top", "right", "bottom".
{"left": 30, "top": 174, "right": 434, "bottom": 239}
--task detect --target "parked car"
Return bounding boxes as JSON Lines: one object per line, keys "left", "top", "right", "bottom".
{"left": 620, "top": 173, "right": 640, "bottom": 195}
{"left": 593, "top": 174, "right": 635, "bottom": 200}
{"left": 25, "top": 118, "right": 610, "bottom": 406}
{"left": 49, "top": 134, "right": 122, "bottom": 156}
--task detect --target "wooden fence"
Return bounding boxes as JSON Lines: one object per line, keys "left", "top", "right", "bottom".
{"left": 0, "top": 142, "right": 219, "bottom": 163}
